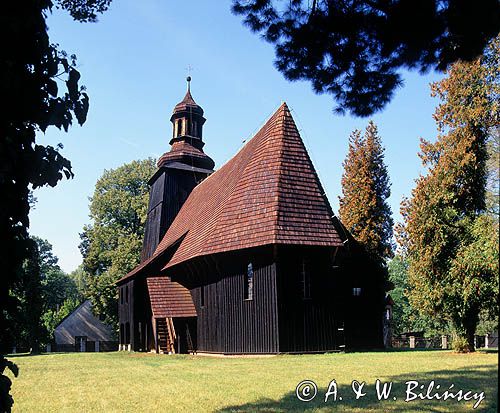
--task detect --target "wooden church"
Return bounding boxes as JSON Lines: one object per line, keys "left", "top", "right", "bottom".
{"left": 116, "top": 79, "right": 386, "bottom": 354}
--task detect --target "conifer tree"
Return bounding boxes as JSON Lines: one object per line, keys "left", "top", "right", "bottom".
{"left": 398, "top": 36, "right": 499, "bottom": 352}
{"left": 339, "top": 121, "right": 393, "bottom": 262}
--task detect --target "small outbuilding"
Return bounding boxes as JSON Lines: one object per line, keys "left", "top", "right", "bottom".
{"left": 53, "top": 300, "right": 117, "bottom": 352}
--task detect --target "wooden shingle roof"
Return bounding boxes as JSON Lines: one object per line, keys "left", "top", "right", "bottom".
{"left": 157, "top": 102, "right": 342, "bottom": 269}
{"left": 146, "top": 277, "right": 197, "bottom": 318}
{"left": 119, "top": 102, "right": 342, "bottom": 283}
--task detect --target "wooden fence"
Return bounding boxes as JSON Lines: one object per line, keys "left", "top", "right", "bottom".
{"left": 392, "top": 334, "right": 498, "bottom": 350}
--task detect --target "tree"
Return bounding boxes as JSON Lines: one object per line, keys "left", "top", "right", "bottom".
{"left": 68, "top": 264, "right": 89, "bottom": 298}
{"left": 9, "top": 237, "right": 81, "bottom": 349}
{"left": 486, "top": 127, "right": 499, "bottom": 216}
{"left": 388, "top": 255, "right": 449, "bottom": 336}
{"left": 32, "top": 237, "right": 80, "bottom": 311}
{"left": 42, "top": 297, "right": 81, "bottom": 338}
{"left": 1, "top": 2, "right": 111, "bottom": 409}
{"left": 79, "top": 158, "right": 156, "bottom": 327}
{"left": 339, "top": 121, "right": 393, "bottom": 262}
{"left": 232, "top": 0, "right": 500, "bottom": 116}
{"left": 9, "top": 239, "right": 44, "bottom": 353}
{"left": 397, "top": 37, "right": 499, "bottom": 352}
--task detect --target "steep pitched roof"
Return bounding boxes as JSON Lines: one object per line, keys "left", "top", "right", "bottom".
{"left": 119, "top": 102, "right": 343, "bottom": 283}
{"left": 147, "top": 277, "right": 196, "bottom": 318}
{"left": 156, "top": 102, "right": 342, "bottom": 269}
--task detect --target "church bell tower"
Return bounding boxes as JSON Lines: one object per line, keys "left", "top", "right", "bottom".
{"left": 141, "top": 77, "right": 215, "bottom": 261}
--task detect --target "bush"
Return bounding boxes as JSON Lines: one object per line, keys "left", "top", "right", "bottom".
{"left": 452, "top": 336, "right": 472, "bottom": 353}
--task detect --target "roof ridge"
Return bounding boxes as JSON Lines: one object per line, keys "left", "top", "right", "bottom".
{"left": 271, "top": 104, "right": 289, "bottom": 244}
{"left": 272, "top": 104, "right": 338, "bottom": 244}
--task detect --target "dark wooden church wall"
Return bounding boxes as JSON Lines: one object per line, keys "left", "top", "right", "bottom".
{"left": 132, "top": 277, "right": 153, "bottom": 351}
{"left": 342, "top": 255, "right": 385, "bottom": 350}
{"left": 327, "top": 245, "right": 385, "bottom": 350}
{"left": 118, "top": 277, "right": 155, "bottom": 351}
{"left": 141, "top": 168, "right": 207, "bottom": 261}
{"left": 118, "top": 279, "right": 134, "bottom": 347}
{"left": 189, "top": 250, "right": 279, "bottom": 354}
{"left": 276, "top": 245, "right": 343, "bottom": 353}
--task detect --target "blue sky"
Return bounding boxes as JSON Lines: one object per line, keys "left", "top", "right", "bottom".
{"left": 30, "top": 0, "right": 444, "bottom": 273}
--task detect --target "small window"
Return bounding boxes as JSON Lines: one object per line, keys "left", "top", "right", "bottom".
{"left": 301, "top": 259, "right": 311, "bottom": 299}
{"left": 353, "top": 287, "right": 362, "bottom": 296}
{"left": 120, "top": 288, "right": 123, "bottom": 305}
{"left": 244, "top": 263, "right": 254, "bottom": 300}
{"left": 125, "top": 285, "right": 129, "bottom": 303}
{"left": 200, "top": 285, "right": 205, "bottom": 307}
{"left": 177, "top": 119, "right": 182, "bottom": 136}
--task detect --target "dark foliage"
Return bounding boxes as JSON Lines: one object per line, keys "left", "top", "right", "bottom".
{"left": 0, "top": 1, "right": 109, "bottom": 411}
{"left": 0, "top": 357, "right": 18, "bottom": 413}
{"left": 232, "top": 0, "right": 500, "bottom": 116}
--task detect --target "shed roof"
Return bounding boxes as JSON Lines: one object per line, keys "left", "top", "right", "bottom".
{"left": 147, "top": 277, "right": 197, "bottom": 318}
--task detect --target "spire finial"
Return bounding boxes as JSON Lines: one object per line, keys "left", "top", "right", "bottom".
{"left": 186, "top": 75, "right": 191, "bottom": 92}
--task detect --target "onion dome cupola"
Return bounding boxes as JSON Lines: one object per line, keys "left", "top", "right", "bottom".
{"left": 157, "top": 77, "right": 215, "bottom": 171}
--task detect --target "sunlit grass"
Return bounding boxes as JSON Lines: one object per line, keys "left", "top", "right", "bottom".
{"left": 7, "top": 350, "right": 497, "bottom": 412}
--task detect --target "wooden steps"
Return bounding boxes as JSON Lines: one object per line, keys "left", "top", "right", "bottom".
{"left": 156, "top": 318, "right": 176, "bottom": 354}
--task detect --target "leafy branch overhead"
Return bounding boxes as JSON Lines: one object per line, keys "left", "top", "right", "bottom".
{"left": 232, "top": 0, "right": 500, "bottom": 116}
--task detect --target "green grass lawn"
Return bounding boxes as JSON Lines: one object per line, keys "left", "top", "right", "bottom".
{"left": 6, "top": 350, "right": 498, "bottom": 412}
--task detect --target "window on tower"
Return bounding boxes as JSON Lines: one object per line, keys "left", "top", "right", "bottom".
{"left": 177, "top": 119, "right": 182, "bottom": 136}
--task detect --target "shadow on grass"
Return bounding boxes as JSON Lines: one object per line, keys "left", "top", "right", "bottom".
{"left": 216, "top": 365, "right": 498, "bottom": 412}
{"left": 6, "top": 353, "right": 50, "bottom": 358}
{"left": 347, "top": 348, "right": 448, "bottom": 353}
{"left": 477, "top": 349, "right": 498, "bottom": 354}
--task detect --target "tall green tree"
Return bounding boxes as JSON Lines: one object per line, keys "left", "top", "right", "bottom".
{"left": 79, "top": 158, "right": 156, "bottom": 327}
{"left": 398, "top": 37, "right": 499, "bottom": 352}
{"left": 232, "top": 0, "right": 500, "bottom": 116}
{"left": 339, "top": 121, "right": 393, "bottom": 262}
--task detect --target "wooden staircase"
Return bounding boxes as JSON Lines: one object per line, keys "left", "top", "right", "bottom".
{"left": 156, "top": 318, "right": 176, "bottom": 354}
